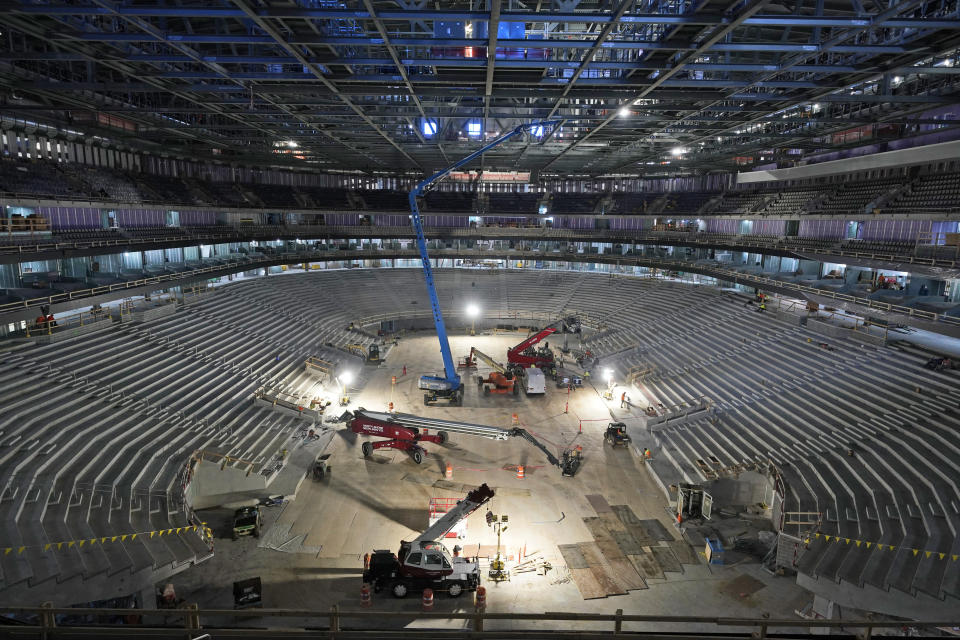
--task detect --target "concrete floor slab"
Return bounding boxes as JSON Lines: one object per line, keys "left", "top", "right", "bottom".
{"left": 170, "top": 332, "right": 832, "bottom": 633}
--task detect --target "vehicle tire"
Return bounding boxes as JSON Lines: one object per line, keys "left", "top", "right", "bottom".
{"left": 423, "top": 394, "right": 431, "bottom": 406}
{"left": 361, "top": 442, "right": 373, "bottom": 457}
{"left": 412, "top": 450, "right": 423, "bottom": 465}
{"left": 483, "top": 386, "right": 490, "bottom": 396}
{"left": 437, "top": 431, "right": 448, "bottom": 444}
{"left": 447, "top": 582, "right": 464, "bottom": 598}
{"left": 392, "top": 581, "right": 409, "bottom": 598}
{"left": 253, "top": 526, "right": 260, "bottom": 538}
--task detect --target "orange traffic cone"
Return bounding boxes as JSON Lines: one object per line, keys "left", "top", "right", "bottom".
{"left": 445, "top": 463, "right": 453, "bottom": 479}
{"left": 516, "top": 465, "right": 525, "bottom": 479}
{"left": 422, "top": 588, "right": 434, "bottom": 611}
{"left": 360, "top": 583, "right": 372, "bottom": 608}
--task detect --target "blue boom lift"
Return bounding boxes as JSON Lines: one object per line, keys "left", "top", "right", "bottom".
{"left": 410, "top": 121, "right": 561, "bottom": 406}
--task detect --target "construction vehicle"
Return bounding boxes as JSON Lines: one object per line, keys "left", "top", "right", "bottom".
{"left": 560, "top": 446, "right": 583, "bottom": 477}
{"left": 363, "top": 484, "right": 495, "bottom": 598}
{"left": 232, "top": 506, "right": 262, "bottom": 540}
{"left": 349, "top": 409, "right": 577, "bottom": 475}
{"left": 311, "top": 453, "right": 332, "bottom": 481}
{"left": 367, "top": 344, "right": 381, "bottom": 364}
{"left": 409, "top": 121, "right": 560, "bottom": 407}
{"left": 469, "top": 347, "right": 520, "bottom": 396}
{"left": 524, "top": 367, "right": 546, "bottom": 395}
{"left": 507, "top": 327, "right": 557, "bottom": 369}
{"left": 604, "top": 422, "right": 630, "bottom": 447}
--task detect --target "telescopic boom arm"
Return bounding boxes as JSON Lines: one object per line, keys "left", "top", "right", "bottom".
{"left": 410, "top": 121, "right": 563, "bottom": 393}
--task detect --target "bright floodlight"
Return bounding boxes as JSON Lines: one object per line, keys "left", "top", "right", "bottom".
{"left": 466, "top": 304, "right": 480, "bottom": 318}
{"left": 618, "top": 107, "right": 630, "bottom": 117}
{"left": 671, "top": 147, "right": 685, "bottom": 157}
{"left": 339, "top": 371, "right": 355, "bottom": 386}
{"left": 603, "top": 368, "right": 614, "bottom": 382}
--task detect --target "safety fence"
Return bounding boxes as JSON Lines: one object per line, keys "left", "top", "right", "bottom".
{"left": 3, "top": 604, "right": 957, "bottom": 639}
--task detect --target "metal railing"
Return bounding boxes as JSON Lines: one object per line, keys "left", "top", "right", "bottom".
{"left": 0, "top": 248, "right": 957, "bottom": 329}
{"left": 5, "top": 604, "right": 957, "bottom": 639}
{"left": 2, "top": 225, "right": 958, "bottom": 271}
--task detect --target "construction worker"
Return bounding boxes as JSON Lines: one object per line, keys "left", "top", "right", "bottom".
{"left": 644, "top": 448, "right": 652, "bottom": 460}
{"left": 620, "top": 391, "right": 627, "bottom": 408}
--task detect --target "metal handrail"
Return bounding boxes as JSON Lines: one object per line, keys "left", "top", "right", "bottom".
{"left": 0, "top": 248, "right": 957, "bottom": 328}
{"left": 5, "top": 604, "right": 957, "bottom": 638}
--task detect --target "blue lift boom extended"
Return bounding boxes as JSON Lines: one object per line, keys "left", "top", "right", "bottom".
{"left": 410, "top": 120, "right": 562, "bottom": 406}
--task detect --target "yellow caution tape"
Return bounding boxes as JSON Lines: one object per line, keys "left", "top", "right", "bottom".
{"left": 0, "top": 523, "right": 208, "bottom": 554}
{"left": 807, "top": 533, "right": 954, "bottom": 561}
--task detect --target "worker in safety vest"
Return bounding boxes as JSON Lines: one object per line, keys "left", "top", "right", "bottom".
{"left": 620, "top": 391, "right": 627, "bottom": 408}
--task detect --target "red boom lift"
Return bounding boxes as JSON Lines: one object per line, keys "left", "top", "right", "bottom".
{"left": 507, "top": 327, "right": 557, "bottom": 368}
{"left": 348, "top": 409, "right": 582, "bottom": 474}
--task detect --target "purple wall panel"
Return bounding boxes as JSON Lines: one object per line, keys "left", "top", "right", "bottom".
{"left": 40, "top": 206, "right": 102, "bottom": 229}
{"left": 180, "top": 210, "right": 216, "bottom": 226}
{"left": 706, "top": 219, "right": 737, "bottom": 234}
{"left": 115, "top": 209, "right": 164, "bottom": 228}
{"left": 860, "top": 219, "right": 924, "bottom": 240}
{"left": 374, "top": 214, "right": 407, "bottom": 226}
{"left": 887, "top": 127, "right": 960, "bottom": 150}
{"left": 610, "top": 217, "right": 642, "bottom": 230}
{"left": 482, "top": 216, "right": 527, "bottom": 225}
{"left": 798, "top": 219, "right": 845, "bottom": 238}
{"left": 425, "top": 215, "right": 468, "bottom": 227}
{"left": 558, "top": 217, "right": 594, "bottom": 230}
{"left": 753, "top": 220, "right": 785, "bottom": 236}
{"left": 323, "top": 213, "right": 357, "bottom": 226}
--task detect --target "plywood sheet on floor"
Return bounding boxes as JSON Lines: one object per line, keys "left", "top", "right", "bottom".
{"left": 611, "top": 530, "right": 644, "bottom": 556}
{"left": 651, "top": 545, "right": 682, "bottom": 573}
{"left": 568, "top": 568, "right": 608, "bottom": 600}
{"left": 668, "top": 539, "right": 700, "bottom": 565}
{"left": 558, "top": 544, "right": 589, "bottom": 569}
{"left": 611, "top": 504, "right": 641, "bottom": 526}
{"left": 627, "top": 550, "right": 665, "bottom": 580}
{"left": 580, "top": 523, "right": 647, "bottom": 591}
{"left": 598, "top": 512, "right": 627, "bottom": 533}
{"left": 578, "top": 542, "right": 627, "bottom": 596}
{"left": 611, "top": 505, "right": 658, "bottom": 546}
{"left": 639, "top": 519, "right": 675, "bottom": 542}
